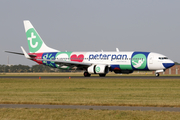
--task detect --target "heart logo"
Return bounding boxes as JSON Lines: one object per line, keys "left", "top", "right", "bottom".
{"left": 70, "top": 54, "right": 84, "bottom": 62}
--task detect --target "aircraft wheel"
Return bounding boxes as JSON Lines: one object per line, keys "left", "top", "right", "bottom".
{"left": 84, "top": 72, "right": 91, "bottom": 77}
{"left": 99, "top": 74, "right": 106, "bottom": 77}
{"left": 155, "top": 73, "right": 159, "bottom": 77}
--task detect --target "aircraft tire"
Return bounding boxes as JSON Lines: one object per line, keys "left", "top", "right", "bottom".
{"left": 84, "top": 72, "right": 91, "bottom": 77}
{"left": 155, "top": 73, "right": 159, "bottom": 77}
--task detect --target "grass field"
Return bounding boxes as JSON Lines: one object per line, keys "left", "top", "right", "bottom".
{"left": 0, "top": 78, "right": 180, "bottom": 107}
{"left": 0, "top": 108, "right": 180, "bottom": 120}
{"left": 0, "top": 77, "right": 180, "bottom": 119}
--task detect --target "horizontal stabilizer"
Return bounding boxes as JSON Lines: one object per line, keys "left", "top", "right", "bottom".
{"left": 5, "top": 51, "right": 24, "bottom": 55}
{"left": 5, "top": 51, "right": 36, "bottom": 57}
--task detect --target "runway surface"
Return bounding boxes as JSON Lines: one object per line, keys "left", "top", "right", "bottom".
{"left": 0, "top": 104, "right": 180, "bottom": 112}
{"left": 0, "top": 76, "right": 180, "bottom": 79}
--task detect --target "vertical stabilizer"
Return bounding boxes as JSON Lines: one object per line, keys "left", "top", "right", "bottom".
{"left": 23, "top": 20, "right": 59, "bottom": 53}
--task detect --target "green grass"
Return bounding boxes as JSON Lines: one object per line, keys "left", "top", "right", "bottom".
{"left": 0, "top": 78, "right": 180, "bottom": 107}
{"left": 0, "top": 108, "right": 180, "bottom": 120}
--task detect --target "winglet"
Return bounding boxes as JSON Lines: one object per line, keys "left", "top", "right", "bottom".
{"left": 21, "top": 46, "right": 31, "bottom": 59}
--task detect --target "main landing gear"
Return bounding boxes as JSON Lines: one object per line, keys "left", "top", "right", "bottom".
{"left": 83, "top": 72, "right": 106, "bottom": 77}
{"left": 155, "top": 73, "right": 160, "bottom": 77}
{"left": 84, "top": 72, "right": 91, "bottom": 77}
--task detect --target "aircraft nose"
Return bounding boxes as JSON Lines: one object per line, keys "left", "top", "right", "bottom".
{"left": 162, "top": 60, "right": 175, "bottom": 69}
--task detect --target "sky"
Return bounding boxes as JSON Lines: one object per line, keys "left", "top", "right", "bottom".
{"left": 0, "top": 0, "right": 180, "bottom": 66}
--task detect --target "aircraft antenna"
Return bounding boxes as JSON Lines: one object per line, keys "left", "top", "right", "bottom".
{"left": 116, "top": 48, "right": 119, "bottom": 52}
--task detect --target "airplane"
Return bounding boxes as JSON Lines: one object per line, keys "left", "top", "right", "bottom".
{"left": 5, "top": 20, "right": 175, "bottom": 77}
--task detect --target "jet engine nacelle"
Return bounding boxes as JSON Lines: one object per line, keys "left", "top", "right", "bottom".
{"left": 87, "top": 65, "right": 109, "bottom": 74}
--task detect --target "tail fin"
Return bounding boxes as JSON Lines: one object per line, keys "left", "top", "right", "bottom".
{"left": 23, "top": 20, "right": 59, "bottom": 53}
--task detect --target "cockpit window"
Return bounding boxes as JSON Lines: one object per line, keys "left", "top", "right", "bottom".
{"left": 159, "top": 57, "right": 168, "bottom": 60}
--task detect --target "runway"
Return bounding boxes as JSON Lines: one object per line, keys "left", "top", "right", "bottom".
{"left": 0, "top": 104, "right": 180, "bottom": 112}
{"left": 0, "top": 76, "right": 180, "bottom": 79}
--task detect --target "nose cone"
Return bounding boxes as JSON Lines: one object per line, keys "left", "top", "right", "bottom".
{"left": 163, "top": 60, "right": 175, "bottom": 69}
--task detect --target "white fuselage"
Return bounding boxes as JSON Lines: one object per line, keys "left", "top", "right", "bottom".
{"left": 40, "top": 51, "right": 174, "bottom": 72}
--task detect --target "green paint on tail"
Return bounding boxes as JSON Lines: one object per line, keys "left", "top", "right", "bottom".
{"left": 26, "top": 28, "right": 43, "bottom": 53}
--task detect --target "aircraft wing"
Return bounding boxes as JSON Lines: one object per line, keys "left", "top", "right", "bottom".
{"left": 37, "top": 59, "right": 92, "bottom": 67}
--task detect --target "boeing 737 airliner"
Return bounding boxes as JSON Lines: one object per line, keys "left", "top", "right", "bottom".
{"left": 5, "top": 20, "right": 175, "bottom": 77}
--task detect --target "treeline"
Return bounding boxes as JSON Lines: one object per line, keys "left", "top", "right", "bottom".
{"left": 175, "top": 62, "right": 180, "bottom": 65}
{"left": 0, "top": 64, "right": 70, "bottom": 73}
